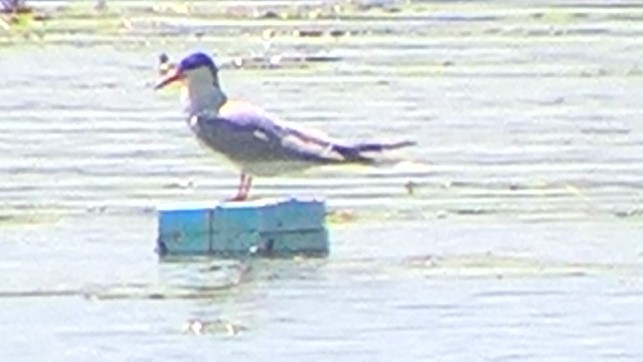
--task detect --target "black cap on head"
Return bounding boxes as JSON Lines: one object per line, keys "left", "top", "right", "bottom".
{"left": 178, "top": 52, "right": 218, "bottom": 74}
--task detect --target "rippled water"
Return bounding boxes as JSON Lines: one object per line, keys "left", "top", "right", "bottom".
{"left": 1, "top": 1, "right": 643, "bottom": 361}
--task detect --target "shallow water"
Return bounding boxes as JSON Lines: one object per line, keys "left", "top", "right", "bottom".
{"left": 1, "top": 1, "right": 643, "bottom": 361}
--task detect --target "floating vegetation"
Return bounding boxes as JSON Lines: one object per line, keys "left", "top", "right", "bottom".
{"left": 326, "top": 209, "right": 358, "bottom": 224}
{"left": 226, "top": 51, "right": 343, "bottom": 70}
{"left": 401, "top": 253, "right": 642, "bottom": 279}
{"left": 183, "top": 318, "right": 248, "bottom": 336}
{"left": 0, "top": 212, "right": 65, "bottom": 226}
{"left": 156, "top": 25, "right": 345, "bottom": 71}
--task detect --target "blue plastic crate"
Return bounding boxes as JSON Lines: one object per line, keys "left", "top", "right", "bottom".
{"left": 156, "top": 198, "right": 329, "bottom": 257}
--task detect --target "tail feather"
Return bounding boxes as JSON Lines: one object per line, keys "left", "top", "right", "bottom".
{"left": 352, "top": 140, "right": 417, "bottom": 152}
{"left": 331, "top": 140, "right": 416, "bottom": 162}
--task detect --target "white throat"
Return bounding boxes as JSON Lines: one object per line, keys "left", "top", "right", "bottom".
{"left": 181, "top": 67, "right": 227, "bottom": 116}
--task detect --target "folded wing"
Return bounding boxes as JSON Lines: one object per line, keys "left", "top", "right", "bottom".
{"left": 204, "top": 101, "right": 415, "bottom": 165}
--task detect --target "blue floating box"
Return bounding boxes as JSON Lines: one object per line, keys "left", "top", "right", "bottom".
{"left": 156, "top": 198, "right": 329, "bottom": 257}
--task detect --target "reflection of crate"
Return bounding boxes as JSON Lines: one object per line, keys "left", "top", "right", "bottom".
{"left": 157, "top": 198, "right": 329, "bottom": 257}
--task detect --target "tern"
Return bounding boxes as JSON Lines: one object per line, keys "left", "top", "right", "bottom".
{"left": 155, "top": 51, "right": 415, "bottom": 201}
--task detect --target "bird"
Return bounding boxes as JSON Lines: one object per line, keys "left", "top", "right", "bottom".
{"left": 155, "top": 51, "right": 415, "bottom": 201}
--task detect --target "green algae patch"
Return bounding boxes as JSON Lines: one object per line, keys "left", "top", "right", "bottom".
{"left": 402, "top": 253, "right": 643, "bottom": 279}
{"left": 0, "top": 212, "right": 65, "bottom": 227}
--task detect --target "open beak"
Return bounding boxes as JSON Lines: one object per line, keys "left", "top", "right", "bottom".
{"left": 154, "top": 68, "right": 183, "bottom": 90}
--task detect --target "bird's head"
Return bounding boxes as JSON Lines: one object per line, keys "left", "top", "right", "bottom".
{"left": 155, "top": 52, "right": 220, "bottom": 90}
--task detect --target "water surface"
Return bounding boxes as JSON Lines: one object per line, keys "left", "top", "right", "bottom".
{"left": 1, "top": 1, "right": 642, "bottom": 361}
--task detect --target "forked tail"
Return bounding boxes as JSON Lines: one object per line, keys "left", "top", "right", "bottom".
{"left": 331, "top": 140, "right": 417, "bottom": 163}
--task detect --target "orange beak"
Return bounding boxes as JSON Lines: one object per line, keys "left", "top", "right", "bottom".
{"left": 155, "top": 67, "right": 184, "bottom": 90}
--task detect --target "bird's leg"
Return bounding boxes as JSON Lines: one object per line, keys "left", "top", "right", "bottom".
{"left": 241, "top": 174, "right": 253, "bottom": 198}
{"left": 228, "top": 173, "right": 253, "bottom": 201}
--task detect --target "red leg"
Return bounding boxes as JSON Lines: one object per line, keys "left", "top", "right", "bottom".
{"left": 228, "top": 173, "right": 253, "bottom": 201}
{"left": 242, "top": 175, "right": 253, "bottom": 197}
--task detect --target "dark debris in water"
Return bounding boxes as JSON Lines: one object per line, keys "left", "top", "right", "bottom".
{"left": 451, "top": 208, "right": 493, "bottom": 216}
{"left": 614, "top": 209, "right": 643, "bottom": 219}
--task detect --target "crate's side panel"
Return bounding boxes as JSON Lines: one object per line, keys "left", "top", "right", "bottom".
{"left": 157, "top": 230, "right": 211, "bottom": 255}
{"left": 210, "top": 230, "right": 262, "bottom": 255}
{"left": 260, "top": 229, "right": 329, "bottom": 255}
{"left": 157, "top": 208, "right": 213, "bottom": 255}
{"left": 158, "top": 208, "right": 211, "bottom": 236}
{"left": 263, "top": 199, "right": 327, "bottom": 232}
{"left": 211, "top": 204, "right": 264, "bottom": 232}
